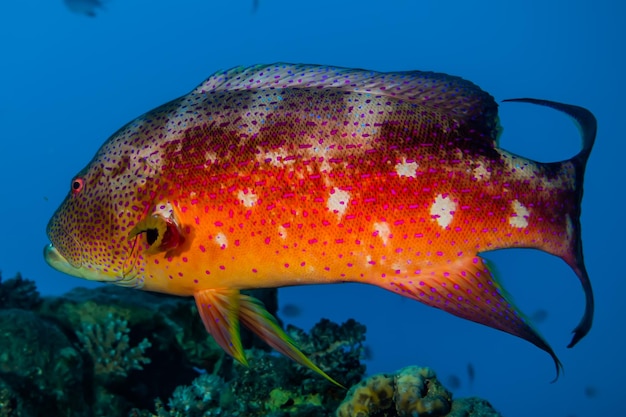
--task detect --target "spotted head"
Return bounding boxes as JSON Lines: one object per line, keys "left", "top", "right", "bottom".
{"left": 43, "top": 101, "right": 179, "bottom": 287}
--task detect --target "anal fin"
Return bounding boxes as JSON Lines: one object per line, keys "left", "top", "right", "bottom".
{"left": 388, "top": 255, "right": 562, "bottom": 380}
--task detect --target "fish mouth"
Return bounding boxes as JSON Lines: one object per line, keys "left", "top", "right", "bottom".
{"left": 44, "top": 243, "right": 119, "bottom": 282}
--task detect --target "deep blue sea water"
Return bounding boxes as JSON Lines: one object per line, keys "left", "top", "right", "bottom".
{"left": 1, "top": 1, "right": 623, "bottom": 416}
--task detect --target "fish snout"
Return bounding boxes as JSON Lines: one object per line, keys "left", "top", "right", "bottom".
{"left": 43, "top": 243, "right": 80, "bottom": 276}
{"left": 45, "top": 214, "right": 83, "bottom": 269}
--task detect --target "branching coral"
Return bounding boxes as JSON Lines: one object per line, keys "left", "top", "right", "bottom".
{"left": 76, "top": 313, "right": 151, "bottom": 381}
{"left": 336, "top": 366, "right": 452, "bottom": 417}
{"left": 132, "top": 318, "right": 367, "bottom": 417}
{"left": 167, "top": 373, "right": 224, "bottom": 413}
{"left": 287, "top": 318, "right": 366, "bottom": 389}
{"left": 130, "top": 373, "right": 225, "bottom": 417}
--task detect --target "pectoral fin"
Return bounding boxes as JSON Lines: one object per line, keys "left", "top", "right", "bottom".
{"left": 194, "top": 289, "right": 247, "bottom": 365}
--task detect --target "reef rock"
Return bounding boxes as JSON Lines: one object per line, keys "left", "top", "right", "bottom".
{"left": 336, "top": 366, "right": 502, "bottom": 417}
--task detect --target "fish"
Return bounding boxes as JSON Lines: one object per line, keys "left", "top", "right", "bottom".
{"left": 467, "top": 362, "right": 475, "bottom": 386}
{"left": 584, "top": 385, "right": 597, "bottom": 398}
{"left": 446, "top": 374, "right": 462, "bottom": 390}
{"left": 280, "top": 303, "right": 302, "bottom": 318}
{"left": 63, "top": 0, "right": 105, "bottom": 17}
{"left": 530, "top": 308, "right": 549, "bottom": 324}
{"left": 44, "top": 63, "right": 596, "bottom": 385}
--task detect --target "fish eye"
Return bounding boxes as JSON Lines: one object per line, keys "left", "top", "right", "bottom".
{"left": 71, "top": 178, "right": 84, "bottom": 194}
{"left": 146, "top": 228, "right": 159, "bottom": 246}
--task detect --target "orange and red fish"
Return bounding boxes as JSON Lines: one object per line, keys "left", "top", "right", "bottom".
{"left": 44, "top": 63, "right": 596, "bottom": 385}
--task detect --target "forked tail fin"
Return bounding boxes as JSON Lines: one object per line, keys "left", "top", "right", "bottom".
{"left": 503, "top": 98, "right": 597, "bottom": 348}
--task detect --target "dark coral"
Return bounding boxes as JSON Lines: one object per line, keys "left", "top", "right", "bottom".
{"left": 0, "top": 273, "right": 504, "bottom": 417}
{"left": 0, "top": 309, "right": 88, "bottom": 417}
{"left": 0, "top": 273, "right": 41, "bottom": 310}
{"left": 448, "top": 397, "right": 503, "bottom": 417}
{"left": 35, "top": 284, "right": 309, "bottom": 416}
{"left": 286, "top": 318, "right": 367, "bottom": 391}
{"left": 139, "top": 317, "right": 367, "bottom": 417}
{"left": 38, "top": 285, "right": 217, "bottom": 415}
{"left": 0, "top": 377, "right": 35, "bottom": 417}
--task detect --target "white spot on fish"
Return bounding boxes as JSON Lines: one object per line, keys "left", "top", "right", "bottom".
{"left": 319, "top": 159, "right": 332, "bottom": 173}
{"left": 472, "top": 163, "right": 491, "bottom": 180}
{"left": 509, "top": 199, "right": 530, "bottom": 228}
{"left": 430, "top": 194, "right": 456, "bottom": 228}
{"left": 154, "top": 202, "right": 175, "bottom": 220}
{"left": 278, "top": 226, "right": 288, "bottom": 240}
{"left": 394, "top": 159, "right": 419, "bottom": 178}
{"left": 373, "top": 222, "right": 391, "bottom": 245}
{"left": 327, "top": 188, "right": 350, "bottom": 220}
{"left": 203, "top": 150, "right": 218, "bottom": 167}
{"left": 391, "top": 262, "right": 405, "bottom": 273}
{"left": 259, "top": 149, "right": 294, "bottom": 167}
{"left": 237, "top": 190, "right": 257, "bottom": 208}
{"left": 215, "top": 232, "right": 228, "bottom": 249}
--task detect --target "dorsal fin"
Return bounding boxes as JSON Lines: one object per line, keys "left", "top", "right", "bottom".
{"left": 193, "top": 63, "right": 498, "bottom": 132}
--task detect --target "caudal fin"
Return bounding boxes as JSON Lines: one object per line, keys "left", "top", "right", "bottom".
{"left": 503, "top": 98, "right": 597, "bottom": 348}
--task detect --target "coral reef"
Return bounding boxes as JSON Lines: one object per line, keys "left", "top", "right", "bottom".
{"left": 38, "top": 285, "right": 221, "bottom": 415}
{"left": 0, "top": 308, "right": 88, "bottom": 417}
{"left": 132, "top": 373, "right": 225, "bottom": 417}
{"left": 0, "top": 377, "right": 35, "bottom": 417}
{"left": 134, "top": 317, "right": 367, "bottom": 417}
{"left": 449, "top": 397, "right": 504, "bottom": 417}
{"left": 0, "top": 272, "right": 41, "bottom": 310}
{"left": 336, "top": 366, "right": 501, "bottom": 417}
{"left": 38, "top": 285, "right": 224, "bottom": 371}
{"left": 76, "top": 313, "right": 151, "bottom": 381}
{"left": 287, "top": 318, "right": 366, "bottom": 391}
{"left": 0, "top": 272, "right": 504, "bottom": 417}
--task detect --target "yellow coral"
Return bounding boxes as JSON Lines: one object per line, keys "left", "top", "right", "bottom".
{"left": 336, "top": 374, "right": 393, "bottom": 417}
{"left": 267, "top": 388, "right": 322, "bottom": 412}
{"left": 336, "top": 366, "right": 452, "bottom": 417}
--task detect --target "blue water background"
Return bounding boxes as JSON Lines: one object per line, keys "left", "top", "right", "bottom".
{"left": 0, "top": 1, "right": 622, "bottom": 416}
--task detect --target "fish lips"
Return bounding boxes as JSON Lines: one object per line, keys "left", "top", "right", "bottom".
{"left": 44, "top": 243, "right": 82, "bottom": 278}
{"left": 43, "top": 244, "right": 116, "bottom": 282}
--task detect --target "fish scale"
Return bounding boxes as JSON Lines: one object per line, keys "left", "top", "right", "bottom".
{"left": 44, "top": 63, "right": 596, "bottom": 385}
